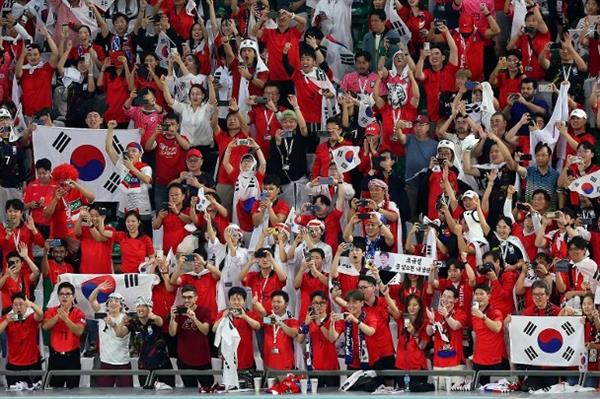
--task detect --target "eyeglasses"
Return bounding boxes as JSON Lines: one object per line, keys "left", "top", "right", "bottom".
{"left": 358, "top": 285, "right": 373, "bottom": 290}
{"left": 311, "top": 301, "right": 327, "bottom": 306}
{"left": 181, "top": 295, "right": 195, "bottom": 300}
{"left": 58, "top": 292, "right": 73, "bottom": 297}
{"left": 532, "top": 292, "right": 546, "bottom": 297}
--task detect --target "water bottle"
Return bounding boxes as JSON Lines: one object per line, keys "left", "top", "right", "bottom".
{"left": 404, "top": 375, "right": 410, "bottom": 392}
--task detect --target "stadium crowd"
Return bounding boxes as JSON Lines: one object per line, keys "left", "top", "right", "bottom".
{"left": 0, "top": 0, "right": 598, "bottom": 392}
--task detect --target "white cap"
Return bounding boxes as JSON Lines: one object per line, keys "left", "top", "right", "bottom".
{"left": 462, "top": 190, "right": 479, "bottom": 199}
{"left": 570, "top": 109, "right": 587, "bottom": 119}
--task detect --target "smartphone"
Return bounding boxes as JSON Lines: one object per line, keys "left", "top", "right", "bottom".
{"left": 176, "top": 306, "right": 188, "bottom": 315}
{"left": 238, "top": 139, "right": 249, "bottom": 146}
{"left": 545, "top": 211, "right": 560, "bottom": 219}
{"left": 169, "top": 47, "right": 178, "bottom": 55}
{"left": 516, "top": 202, "right": 530, "bottom": 212}
{"left": 345, "top": 243, "right": 354, "bottom": 251}
{"left": 358, "top": 213, "right": 371, "bottom": 220}
{"left": 465, "top": 81, "right": 478, "bottom": 91}
{"left": 49, "top": 238, "right": 62, "bottom": 248}
{"left": 267, "top": 10, "right": 279, "bottom": 19}
{"left": 217, "top": 100, "right": 230, "bottom": 106}
{"left": 537, "top": 83, "right": 553, "bottom": 92}
{"left": 580, "top": 218, "right": 594, "bottom": 226}
{"left": 423, "top": 42, "right": 430, "bottom": 51}
{"left": 318, "top": 176, "right": 334, "bottom": 185}
{"left": 555, "top": 259, "right": 570, "bottom": 273}
{"left": 316, "top": 130, "right": 330, "bottom": 138}
{"left": 520, "top": 153, "right": 533, "bottom": 161}
{"left": 98, "top": 207, "right": 108, "bottom": 217}
{"left": 280, "top": 130, "right": 293, "bottom": 139}
{"left": 372, "top": 156, "right": 385, "bottom": 168}
{"left": 357, "top": 199, "right": 370, "bottom": 207}
{"left": 161, "top": 201, "right": 170, "bottom": 211}
{"left": 403, "top": 313, "right": 410, "bottom": 328}
{"left": 259, "top": 191, "right": 268, "bottom": 201}
{"left": 62, "top": 23, "right": 68, "bottom": 35}
{"left": 83, "top": 53, "right": 90, "bottom": 64}
{"left": 94, "top": 312, "right": 108, "bottom": 319}
{"left": 307, "top": 204, "right": 320, "bottom": 213}
{"left": 229, "top": 308, "right": 242, "bottom": 316}
{"left": 434, "top": 18, "right": 447, "bottom": 26}
{"left": 127, "top": 311, "right": 138, "bottom": 318}
{"left": 255, "top": 96, "right": 268, "bottom": 104}
{"left": 184, "top": 254, "right": 196, "bottom": 262}
{"left": 263, "top": 316, "right": 275, "bottom": 324}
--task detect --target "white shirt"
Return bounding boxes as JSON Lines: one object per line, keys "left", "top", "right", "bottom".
{"left": 116, "top": 161, "right": 153, "bottom": 216}
{"left": 172, "top": 100, "right": 214, "bottom": 147}
{"left": 99, "top": 312, "right": 130, "bottom": 365}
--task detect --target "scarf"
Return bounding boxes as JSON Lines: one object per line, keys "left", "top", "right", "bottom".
{"left": 21, "top": 61, "right": 46, "bottom": 75}
{"left": 232, "top": 157, "right": 259, "bottom": 227}
{"left": 302, "top": 67, "right": 339, "bottom": 129}
{"left": 422, "top": 216, "right": 440, "bottom": 259}
{"left": 493, "top": 232, "right": 530, "bottom": 263}
{"left": 298, "top": 321, "right": 318, "bottom": 370}
{"left": 480, "top": 82, "right": 495, "bottom": 131}
{"left": 344, "top": 311, "right": 369, "bottom": 368}
{"left": 214, "top": 316, "right": 241, "bottom": 389}
{"left": 237, "top": 39, "right": 268, "bottom": 118}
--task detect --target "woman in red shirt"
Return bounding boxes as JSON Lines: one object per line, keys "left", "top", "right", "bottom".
{"left": 98, "top": 55, "right": 133, "bottom": 127}
{"left": 75, "top": 205, "right": 114, "bottom": 274}
{"left": 111, "top": 211, "right": 155, "bottom": 274}
{"left": 134, "top": 53, "right": 167, "bottom": 109}
{"left": 185, "top": 22, "right": 211, "bottom": 76}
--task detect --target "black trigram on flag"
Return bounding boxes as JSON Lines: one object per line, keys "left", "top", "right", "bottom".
{"left": 524, "top": 345, "right": 538, "bottom": 361}
{"left": 103, "top": 172, "right": 121, "bottom": 194}
{"left": 562, "top": 346, "right": 575, "bottom": 362}
{"left": 112, "top": 135, "right": 125, "bottom": 155}
{"left": 340, "top": 52, "right": 354, "bottom": 66}
{"left": 391, "top": 20, "right": 408, "bottom": 37}
{"left": 123, "top": 274, "right": 139, "bottom": 288}
{"left": 523, "top": 321, "right": 537, "bottom": 336}
{"left": 561, "top": 321, "right": 575, "bottom": 336}
{"left": 593, "top": 269, "right": 600, "bottom": 283}
{"left": 52, "top": 131, "right": 72, "bottom": 153}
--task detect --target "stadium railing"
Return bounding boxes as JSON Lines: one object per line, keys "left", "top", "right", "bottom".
{"left": 42, "top": 369, "right": 151, "bottom": 389}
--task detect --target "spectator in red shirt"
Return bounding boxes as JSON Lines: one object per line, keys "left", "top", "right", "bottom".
{"left": 557, "top": 109, "right": 595, "bottom": 158}
{"left": 15, "top": 29, "right": 60, "bottom": 117}
{"left": 471, "top": 283, "right": 508, "bottom": 385}
{"left": 240, "top": 248, "right": 287, "bottom": 314}
{"left": 256, "top": 290, "right": 299, "bottom": 370}
{"left": 251, "top": 174, "right": 290, "bottom": 229}
{"left": 0, "top": 199, "right": 45, "bottom": 271}
{"left": 293, "top": 248, "right": 329, "bottom": 320}
{"left": 312, "top": 117, "right": 352, "bottom": 180}
{"left": 296, "top": 290, "right": 342, "bottom": 387}
{"left": 152, "top": 183, "right": 192, "bottom": 253}
{"left": 75, "top": 204, "right": 115, "bottom": 274}
{"left": 247, "top": 82, "right": 283, "bottom": 157}
{"left": 168, "top": 285, "right": 213, "bottom": 388}
{"left": 42, "top": 282, "right": 86, "bottom": 389}
{"left": 0, "top": 292, "right": 44, "bottom": 387}
{"left": 123, "top": 88, "right": 164, "bottom": 147}
{"left": 490, "top": 49, "right": 524, "bottom": 109}
{"left": 212, "top": 287, "right": 261, "bottom": 371}
{"left": 110, "top": 211, "right": 155, "bottom": 273}
{"left": 98, "top": 55, "right": 134, "bottom": 127}
{"left": 0, "top": 249, "right": 40, "bottom": 314}
{"left": 41, "top": 239, "right": 74, "bottom": 286}
{"left": 23, "top": 158, "right": 56, "bottom": 238}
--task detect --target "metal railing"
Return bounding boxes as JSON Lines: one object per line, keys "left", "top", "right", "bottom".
{"left": 148, "top": 369, "right": 223, "bottom": 386}
{"left": 42, "top": 369, "right": 151, "bottom": 389}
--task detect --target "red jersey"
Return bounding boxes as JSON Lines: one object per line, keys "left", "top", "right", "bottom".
{"left": 262, "top": 316, "right": 299, "bottom": 370}
{"left": 421, "top": 62, "right": 459, "bottom": 122}
{"left": 337, "top": 273, "right": 360, "bottom": 298}
{"left": 174, "top": 306, "right": 211, "bottom": 366}
{"left": 307, "top": 318, "right": 343, "bottom": 370}
{"left": 102, "top": 71, "right": 130, "bottom": 123}
{"left": 515, "top": 31, "right": 550, "bottom": 81}
{"left": 298, "top": 272, "right": 329, "bottom": 320}
{"left": 44, "top": 306, "right": 86, "bottom": 352}
{"left": 68, "top": 43, "right": 105, "bottom": 62}
{"left": 438, "top": 276, "right": 473, "bottom": 320}
{"left": 161, "top": 208, "right": 190, "bottom": 253}
{"left": 248, "top": 106, "right": 281, "bottom": 158}
{"left": 23, "top": 179, "right": 57, "bottom": 226}
{"left": 345, "top": 311, "right": 379, "bottom": 368}
{"left": 398, "top": 8, "right": 433, "bottom": 54}
{"left": 242, "top": 270, "right": 285, "bottom": 314}
{"left": 472, "top": 306, "right": 505, "bottom": 365}
{"left": 152, "top": 282, "right": 176, "bottom": 333}
{"left": 113, "top": 232, "right": 154, "bottom": 274}
{"left": 395, "top": 323, "right": 429, "bottom": 370}
{"left": 0, "top": 224, "right": 45, "bottom": 272}
{"left": 216, "top": 309, "right": 260, "bottom": 369}
{"left": 1, "top": 274, "right": 35, "bottom": 312}
{"left": 47, "top": 189, "right": 90, "bottom": 239}
{"left": 292, "top": 69, "right": 332, "bottom": 124}
{"left": 453, "top": 30, "right": 485, "bottom": 81}
{"left": 168, "top": 7, "right": 195, "bottom": 40}
{"left": 521, "top": 303, "right": 560, "bottom": 316}
{"left": 432, "top": 308, "right": 467, "bottom": 367}
{"left": 79, "top": 225, "right": 114, "bottom": 274}
{"left": 214, "top": 130, "right": 250, "bottom": 185}
{"left": 19, "top": 63, "right": 54, "bottom": 116}
{"left": 45, "top": 259, "right": 74, "bottom": 285}
{"left": 364, "top": 296, "right": 395, "bottom": 359}
{"left": 260, "top": 27, "right": 302, "bottom": 81}
{"left": 178, "top": 273, "right": 219, "bottom": 322}
{"left": 1, "top": 313, "right": 41, "bottom": 366}
{"left": 153, "top": 134, "right": 189, "bottom": 185}
{"left": 377, "top": 102, "right": 417, "bottom": 157}
{"left": 250, "top": 198, "right": 290, "bottom": 228}
{"left": 495, "top": 71, "right": 522, "bottom": 109}
{"left": 312, "top": 140, "right": 352, "bottom": 179}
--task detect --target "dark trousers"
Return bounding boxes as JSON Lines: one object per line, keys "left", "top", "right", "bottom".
{"left": 97, "top": 362, "right": 133, "bottom": 388}
{"left": 48, "top": 349, "right": 81, "bottom": 388}
{"left": 374, "top": 355, "right": 396, "bottom": 386}
{"left": 176, "top": 359, "right": 213, "bottom": 388}
{"left": 6, "top": 360, "right": 42, "bottom": 386}
{"left": 138, "top": 361, "right": 175, "bottom": 388}
{"left": 472, "top": 358, "right": 510, "bottom": 386}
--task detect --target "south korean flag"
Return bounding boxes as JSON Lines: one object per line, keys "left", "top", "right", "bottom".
{"left": 509, "top": 316, "right": 585, "bottom": 366}
{"left": 569, "top": 169, "right": 600, "bottom": 199}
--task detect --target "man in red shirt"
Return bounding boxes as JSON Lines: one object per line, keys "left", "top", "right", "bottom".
{"left": 145, "top": 114, "right": 191, "bottom": 209}
{"left": 42, "top": 282, "right": 86, "bottom": 388}
{"left": 247, "top": 83, "right": 283, "bottom": 157}
{"left": 41, "top": 240, "right": 73, "bottom": 286}
{"left": 294, "top": 248, "right": 329, "bottom": 320}
{"left": 258, "top": 290, "right": 299, "bottom": 370}
{"left": 251, "top": 175, "right": 290, "bottom": 229}
{"left": 0, "top": 250, "right": 41, "bottom": 314}
{"left": 168, "top": 285, "right": 213, "bottom": 388}
{"left": 415, "top": 23, "right": 459, "bottom": 122}
{"left": 426, "top": 286, "right": 467, "bottom": 390}
{"left": 312, "top": 117, "right": 352, "bottom": 179}
{"left": 15, "top": 30, "right": 60, "bottom": 117}
{"left": 471, "top": 283, "right": 508, "bottom": 385}
{"left": 212, "top": 287, "right": 261, "bottom": 371}
{"left": 152, "top": 183, "right": 191, "bottom": 253}
{"left": 429, "top": 259, "right": 475, "bottom": 318}
{"left": 240, "top": 248, "right": 286, "bottom": 314}
{"left": 506, "top": 4, "right": 550, "bottom": 81}
{"left": 23, "top": 158, "right": 56, "bottom": 238}
{"left": 0, "top": 292, "right": 44, "bottom": 387}
{"left": 558, "top": 109, "right": 595, "bottom": 158}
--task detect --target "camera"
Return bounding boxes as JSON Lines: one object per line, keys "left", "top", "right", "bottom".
{"left": 127, "top": 312, "right": 138, "bottom": 319}
{"left": 229, "top": 308, "right": 242, "bottom": 316}
{"left": 160, "top": 201, "right": 170, "bottom": 211}
{"left": 94, "top": 312, "right": 108, "bottom": 319}
{"left": 263, "top": 316, "right": 276, "bottom": 325}
{"left": 358, "top": 213, "right": 371, "bottom": 220}
{"left": 523, "top": 26, "right": 536, "bottom": 34}
{"left": 184, "top": 254, "right": 196, "bottom": 262}
{"left": 478, "top": 262, "right": 494, "bottom": 274}
{"left": 357, "top": 199, "right": 370, "bottom": 207}
{"left": 280, "top": 130, "right": 293, "bottom": 139}
{"left": 307, "top": 204, "right": 320, "bottom": 213}
{"left": 254, "top": 96, "right": 268, "bottom": 104}
{"left": 176, "top": 306, "right": 188, "bottom": 315}
{"left": 49, "top": 238, "right": 63, "bottom": 248}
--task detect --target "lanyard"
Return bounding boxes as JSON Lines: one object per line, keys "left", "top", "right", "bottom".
{"left": 12, "top": 227, "right": 20, "bottom": 250}
{"left": 562, "top": 64, "right": 573, "bottom": 81}
{"left": 273, "top": 322, "right": 281, "bottom": 347}
{"left": 392, "top": 108, "right": 402, "bottom": 125}
{"left": 263, "top": 109, "right": 275, "bottom": 132}
{"left": 458, "top": 35, "right": 467, "bottom": 68}
{"left": 358, "top": 76, "right": 369, "bottom": 94}
{"left": 277, "top": 136, "right": 295, "bottom": 166}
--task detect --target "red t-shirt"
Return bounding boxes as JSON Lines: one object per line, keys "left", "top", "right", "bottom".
{"left": 230, "top": 59, "right": 269, "bottom": 102}
{"left": 113, "top": 232, "right": 154, "bottom": 274}
{"left": 79, "top": 225, "right": 115, "bottom": 274}
{"left": 378, "top": 103, "right": 417, "bottom": 156}
{"left": 495, "top": 71, "right": 522, "bottom": 109}
{"left": 472, "top": 307, "right": 506, "bottom": 365}
{"left": 568, "top": 163, "right": 600, "bottom": 207}
{"left": 153, "top": 134, "right": 189, "bottom": 185}
{"left": 47, "top": 188, "right": 90, "bottom": 239}
{"left": 0, "top": 224, "right": 45, "bottom": 273}
{"left": 337, "top": 273, "right": 360, "bottom": 299}
{"left": 168, "top": 7, "right": 195, "bottom": 40}
{"left": 248, "top": 106, "right": 281, "bottom": 158}
{"left": 346, "top": 311, "right": 379, "bottom": 368}
{"left": 152, "top": 282, "right": 176, "bottom": 333}
{"left": 260, "top": 27, "right": 302, "bottom": 81}
{"left": 214, "top": 130, "right": 250, "bottom": 185}
{"left": 298, "top": 272, "right": 329, "bottom": 320}
{"left": 161, "top": 208, "right": 190, "bottom": 253}
{"left": 432, "top": 308, "right": 467, "bottom": 367}
{"left": 515, "top": 31, "right": 551, "bottom": 81}
{"left": 1, "top": 313, "right": 41, "bottom": 366}
{"left": 216, "top": 309, "right": 260, "bottom": 370}
{"left": 437, "top": 276, "right": 472, "bottom": 320}
{"left": 44, "top": 306, "right": 86, "bottom": 352}
{"left": 421, "top": 62, "right": 459, "bottom": 122}
{"left": 19, "top": 63, "right": 54, "bottom": 116}
{"left": 521, "top": 303, "right": 560, "bottom": 316}
{"left": 175, "top": 306, "right": 211, "bottom": 365}
{"left": 178, "top": 273, "right": 219, "bottom": 322}
{"left": 365, "top": 297, "right": 395, "bottom": 359}
{"left": 297, "top": 210, "right": 342, "bottom": 252}
{"left": 312, "top": 140, "right": 352, "bottom": 179}
{"left": 242, "top": 270, "right": 285, "bottom": 314}
{"left": 308, "top": 318, "right": 343, "bottom": 370}
{"left": 395, "top": 323, "right": 429, "bottom": 370}
{"left": 45, "top": 260, "right": 74, "bottom": 285}
{"left": 103, "top": 71, "right": 130, "bottom": 123}
{"left": 292, "top": 69, "right": 329, "bottom": 124}
{"left": 68, "top": 43, "right": 106, "bottom": 62}
{"left": 1, "top": 274, "right": 35, "bottom": 312}
{"left": 262, "top": 317, "right": 299, "bottom": 369}
{"left": 23, "top": 179, "right": 57, "bottom": 226}
{"left": 453, "top": 30, "right": 485, "bottom": 81}
{"left": 566, "top": 131, "right": 596, "bottom": 158}
{"left": 251, "top": 198, "right": 290, "bottom": 228}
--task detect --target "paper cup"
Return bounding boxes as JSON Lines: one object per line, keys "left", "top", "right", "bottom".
{"left": 310, "top": 378, "right": 318, "bottom": 394}
{"left": 267, "top": 377, "right": 276, "bottom": 388}
{"left": 300, "top": 379, "right": 308, "bottom": 395}
{"left": 253, "top": 377, "right": 262, "bottom": 393}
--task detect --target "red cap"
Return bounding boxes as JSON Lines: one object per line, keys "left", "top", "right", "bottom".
{"left": 458, "top": 15, "right": 474, "bottom": 34}
{"left": 415, "top": 115, "right": 430, "bottom": 124}
{"left": 365, "top": 123, "right": 380, "bottom": 136}
{"left": 186, "top": 149, "right": 203, "bottom": 159}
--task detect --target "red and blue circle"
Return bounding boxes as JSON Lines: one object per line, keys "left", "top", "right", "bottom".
{"left": 344, "top": 150, "right": 354, "bottom": 163}
{"left": 70, "top": 145, "right": 105, "bottom": 181}
{"left": 81, "top": 275, "right": 116, "bottom": 303}
{"left": 581, "top": 182, "right": 594, "bottom": 195}
{"left": 537, "top": 328, "right": 563, "bottom": 353}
